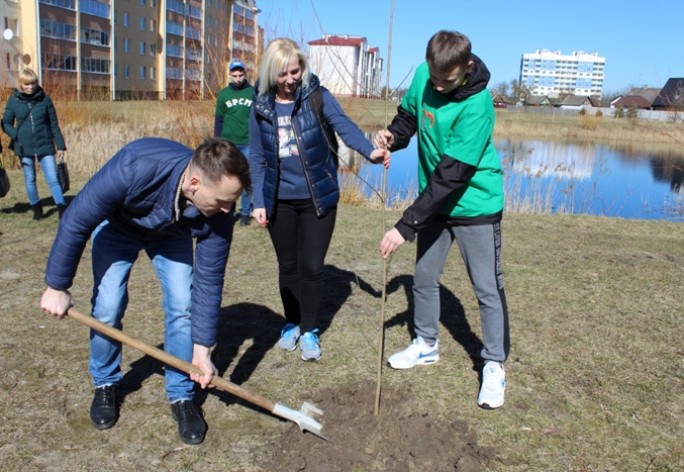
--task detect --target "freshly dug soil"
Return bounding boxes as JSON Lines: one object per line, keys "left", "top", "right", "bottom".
{"left": 259, "top": 382, "right": 495, "bottom": 472}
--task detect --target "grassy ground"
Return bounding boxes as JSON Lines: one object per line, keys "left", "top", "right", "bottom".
{"left": 0, "top": 170, "right": 682, "bottom": 470}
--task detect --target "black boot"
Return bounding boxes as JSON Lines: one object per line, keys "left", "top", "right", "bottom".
{"left": 171, "top": 400, "right": 206, "bottom": 445}
{"left": 31, "top": 203, "right": 43, "bottom": 220}
{"left": 90, "top": 385, "right": 118, "bottom": 430}
{"left": 57, "top": 204, "right": 67, "bottom": 219}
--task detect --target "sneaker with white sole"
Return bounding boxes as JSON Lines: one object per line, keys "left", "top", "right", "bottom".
{"left": 477, "top": 361, "right": 506, "bottom": 409}
{"left": 299, "top": 330, "right": 322, "bottom": 361}
{"left": 277, "top": 322, "right": 300, "bottom": 351}
{"left": 387, "top": 336, "right": 439, "bottom": 369}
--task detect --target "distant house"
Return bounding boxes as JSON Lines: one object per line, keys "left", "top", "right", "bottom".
{"left": 626, "top": 86, "right": 661, "bottom": 105}
{"left": 524, "top": 95, "right": 553, "bottom": 107}
{"left": 652, "top": 78, "right": 684, "bottom": 111}
{"left": 558, "top": 94, "right": 596, "bottom": 109}
{"left": 491, "top": 93, "right": 515, "bottom": 108}
{"left": 610, "top": 95, "right": 652, "bottom": 110}
{"left": 308, "top": 35, "right": 383, "bottom": 97}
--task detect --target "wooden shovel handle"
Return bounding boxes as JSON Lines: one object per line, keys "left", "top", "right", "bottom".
{"left": 66, "top": 309, "right": 276, "bottom": 412}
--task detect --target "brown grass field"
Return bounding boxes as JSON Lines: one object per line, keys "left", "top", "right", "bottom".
{"left": 0, "top": 98, "right": 682, "bottom": 470}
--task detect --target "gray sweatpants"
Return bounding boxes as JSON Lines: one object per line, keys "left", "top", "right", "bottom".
{"left": 413, "top": 220, "right": 510, "bottom": 363}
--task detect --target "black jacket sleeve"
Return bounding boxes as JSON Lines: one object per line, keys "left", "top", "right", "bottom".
{"left": 387, "top": 105, "right": 417, "bottom": 151}
{"left": 214, "top": 116, "right": 223, "bottom": 138}
{"left": 395, "top": 155, "right": 477, "bottom": 241}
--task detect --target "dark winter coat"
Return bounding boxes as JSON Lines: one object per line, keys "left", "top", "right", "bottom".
{"left": 44, "top": 138, "right": 234, "bottom": 347}
{"left": 2, "top": 86, "right": 66, "bottom": 158}
{"left": 249, "top": 74, "right": 374, "bottom": 218}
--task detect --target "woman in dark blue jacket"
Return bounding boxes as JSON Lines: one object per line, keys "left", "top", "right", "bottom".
{"left": 249, "top": 38, "right": 389, "bottom": 362}
{"left": 2, "top": 68, "right": 67, "bottom": 219}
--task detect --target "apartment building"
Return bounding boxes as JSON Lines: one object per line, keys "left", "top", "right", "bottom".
{"left": 519, "top": 49, "right": 605, "bottom": 98}
{"left": 0, "top": 0, "right": 261, "bottom": 100}
{"left": 1, "top": 0, "right": 39, "bottom": 90}
{"left": 308, "top": 35, "right": 383, "bottom": 98}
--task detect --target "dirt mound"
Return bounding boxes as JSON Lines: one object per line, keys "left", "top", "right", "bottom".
{"left": 259, "top": 383, "right": 495, "bottom": 472}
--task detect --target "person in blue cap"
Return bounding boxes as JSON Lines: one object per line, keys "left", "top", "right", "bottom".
{"left": 215, "top": 59, "right": 255, "bottom": 226}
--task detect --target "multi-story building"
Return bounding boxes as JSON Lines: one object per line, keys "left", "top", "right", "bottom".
{"left": 308, "top": 35, "right": 383, "bottom": 98}
{"left": 0, "top": 0, "right": 261, "bottom": 100}
{"left": 1, "top": 0, "right": 39, "bottom": 93}
{"left": 519, "top": 49, "right": 605, "bottom": 98}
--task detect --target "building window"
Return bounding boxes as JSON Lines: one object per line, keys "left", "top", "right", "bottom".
{"left": 80, "top": 0, "right": 110, "bottom": 19}
{"left": 140, "top": 66, "right": 146, "bottom": 79}
{"left": 140, "top": 0, "right": 145, "bottom": 5}
{"left": 123, "top": 13, "right": 129, "bottom": 27}
{"left": 150, "top": 19, "right": 156, "bottom": 32}
{"left": 123, "top": 38, "right": 130, "bottom": 53}
{"left": 167, "top": 21, "right": 183, "bottom": 36}
{"left": 167, "top": 0, "right": 184, "bottom": 14}
{"left": 166, "top": 43, "right": 183, "bottom": 58}
{"left": 40, "top": 19, "right": 76, "bottom": 40}
{"left": 82, "top": 26, "right": 110, "bottom": 46}
{"left": 39, "top": 0, "right": 76, "bottom": 9}
{"left": 150, "top": 66, "right": 156, "bottom": 79}
{"left": 123, "top": 64, "right": 130, "bottom": 78}
{"left": 82, "top": 57, "right": 110, "bottom": 74}
{"left": 139, "top": 41, "right": 146, "bottom": 55}
{"left": 43, "top": 53, "right": 77, "bottom": 71}
{"left": 4, "top": 17, "right": 19, "bottom": 37}
{"left": 139, "top": 17, "right": 146, "bottom": 31}
{"left": 150, "top": 43, "right": 157, "bottom": 55}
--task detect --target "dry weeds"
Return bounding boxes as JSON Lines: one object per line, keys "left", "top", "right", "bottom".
{"left": 0, "top": 171, "right": 682, "bottom": 471}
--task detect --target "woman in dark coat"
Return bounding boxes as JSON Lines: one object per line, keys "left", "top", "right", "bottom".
{"left": 2, "top": 68, "right": 67, "bottom": 219}
{"left": 249, "top": 38, "right": 389, "bottom": 361}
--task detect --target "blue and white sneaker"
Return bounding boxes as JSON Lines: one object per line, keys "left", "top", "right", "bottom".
{"left": 299, "top": 330, "right": 321, "bottom": 361}
{"left": 277, "top": 323, "right": 300, "bottom": 351}
{"left": 387, "top": 336, "right": 439, "bottom": 369}
{"left": 477, "top": 361, "right": 506, "bottom": 409}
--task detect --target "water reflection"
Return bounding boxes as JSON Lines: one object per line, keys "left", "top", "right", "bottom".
{"left": 500, "top": 140, "right": 594, "bottom": 180}
{"left": 352, "top": 136, "right": 684, "bottom": 222}
{"left": 649, "top": 154, "right": 684, "bottom": 194}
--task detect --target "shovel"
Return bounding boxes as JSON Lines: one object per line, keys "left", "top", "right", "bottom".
{"left": 66, "top": 309, "right": 327, "bottom": 440}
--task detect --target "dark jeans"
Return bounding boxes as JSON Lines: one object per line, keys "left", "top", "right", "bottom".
{"left": 268, "top": 199, "right": 336, "bottom": 333}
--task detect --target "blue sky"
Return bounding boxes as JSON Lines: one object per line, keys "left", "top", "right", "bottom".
{"left": 255, "top": 0, "right": 683, "bottom": 94}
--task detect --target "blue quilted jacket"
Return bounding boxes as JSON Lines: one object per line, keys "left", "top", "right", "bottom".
{"left": 249, "top": 74, "right": 374, "bottom": 217}
{"left": 44, "top": 138, "right": 234, "bottom": 347}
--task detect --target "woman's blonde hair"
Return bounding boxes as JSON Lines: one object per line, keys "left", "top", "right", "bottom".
{"left": 257, "top": 38, "right": 310, "bottom": 96}
{"left": 18, "top": 68, "right": 39, "bottom": 87}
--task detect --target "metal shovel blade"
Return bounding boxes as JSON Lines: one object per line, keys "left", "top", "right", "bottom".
{"left": 272, "top": 401, "right": 328, "bottom": 441}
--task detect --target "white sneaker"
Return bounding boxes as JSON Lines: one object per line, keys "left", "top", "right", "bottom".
{"left": 277, "top": 323, "right": 300, "bottom": 351}
{"left": 477, "top": 361, "right": 506, "bottom": 409}
{"left": 387, "top": 336, "right": 439, "bottom": 369}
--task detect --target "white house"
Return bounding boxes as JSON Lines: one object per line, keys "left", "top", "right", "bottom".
{"left": 308, "top": 35, "right": 383, "bottom": 97}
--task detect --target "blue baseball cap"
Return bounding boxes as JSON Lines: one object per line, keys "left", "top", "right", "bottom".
{"left": 229, "top": 60, "right": 245, "bottom": 71}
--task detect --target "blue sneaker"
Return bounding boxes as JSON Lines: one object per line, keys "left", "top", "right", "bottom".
{"left": 277, "top": 323, "right": 300, "bottom": 351}
{"left": 299, "top": 330, "right": 321, "bottom": 361}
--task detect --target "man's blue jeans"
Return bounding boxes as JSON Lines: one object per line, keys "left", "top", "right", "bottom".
{"left": 90, "top": 221, "right": 195, "bottom": 402}
{"left": 236, "top": 144, "right": 252, "bottom": 216}
{"left": 21, "top": 154, "right": 65, "bottom": 206}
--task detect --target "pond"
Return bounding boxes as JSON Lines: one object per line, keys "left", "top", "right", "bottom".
{"left": 355, "top": 138, "right": 684, "bottom": 223}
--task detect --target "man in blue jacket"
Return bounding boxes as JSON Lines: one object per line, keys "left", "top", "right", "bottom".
{"left": 40, "top": 137, "right": 250, "bottom": 445}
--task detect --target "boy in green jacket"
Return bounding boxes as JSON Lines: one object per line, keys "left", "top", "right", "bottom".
{"left": 376, "top": 30, "right": 510, "bottom": 409}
